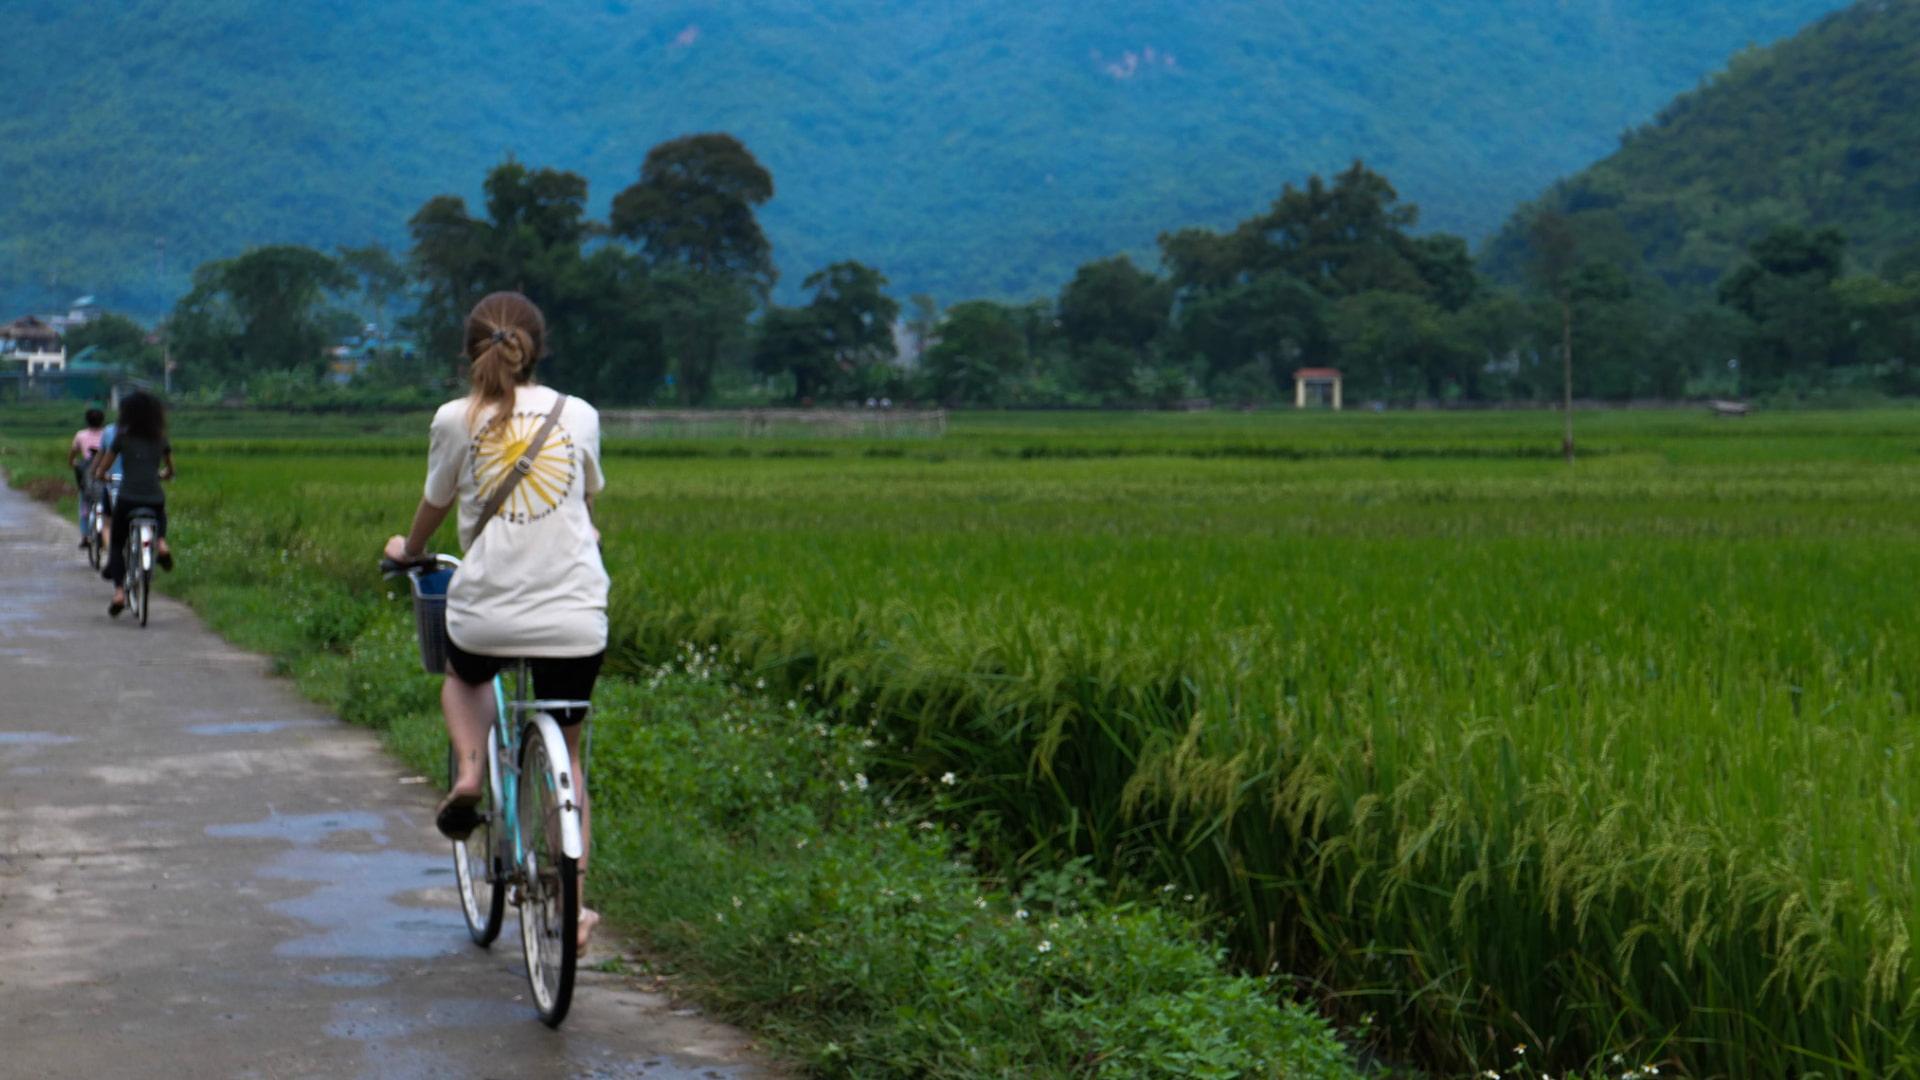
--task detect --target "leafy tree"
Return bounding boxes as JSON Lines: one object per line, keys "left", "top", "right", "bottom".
{"left": 1717, "top": 224, "right": 1850, "bottom": 388}
{"left": 1058, "top": 256, "right": 1170, "bottom": 398}
{"left": 1174, "top": 271, "right": 1327, "bottom": 395}
{"left": 904, "top": 294, "right": 939, "bottom": 368}
{"left": 1409, "top": 234, "right": 1480, "bottom": 312}
{"left": 925, "top": 301, "right": 1027, "bottom": 404}
{"left": 751, "top": 305, "right": 834, "bottom": 402}
{"left": 172, "top": 245, "right": 354, "bottom": 383}
{"left": 403, "top": 159, "right": 674, "bottom": 402}
{"left": 1238, "top": 161, "right": 1433, "bottom": 298}
{"left": 338, "top": 243, "right": 408, "bottom": 332}
{"left": 805, "top": 261, "right": 900, "bottom": 370}
{"left": 1831, "top": 274, "right": 1920, "bottom": 391}
{"left": 649, "top": 268, "right": 755, "bottom": 406}
{"left": 63, "top": 313, "right": 161, "bottom": 375}
{"left": 405, "top": 194, "right": 496, "bottom": 366}
{"left": 610, "top": 134, "right": 776, "bottom": 293}
{"left": 1882, "top": 242, "right": 1920, "bottom": 286}
{"left": 1566, "top": 259, "right": 1657, "bottom": 397}
{"left": 1329, "top": 291, "right": 1470, "bottom": 401}
{"left": 486, "top": 160, "right": 591, "bottom": 255}
{"left": 608, "top": 134, "right": 777, "bottom": 404}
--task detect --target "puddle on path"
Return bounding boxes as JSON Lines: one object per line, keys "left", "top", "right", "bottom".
{"left": 331, "top": 996, "right": 753, "bottom": 1080}
{"left": 0, "top": 731, "right": 77, "bottom": 745}
{"left": 209, "top": 810, "right": 460, "bottom": 960}
{"left": 312, "top": 971, "right": 392, "bottom": 988}
{"left": 188, "top": 720, "right": 326, "bottom": 736}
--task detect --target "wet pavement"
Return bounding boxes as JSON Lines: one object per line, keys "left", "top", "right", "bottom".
{"left": 0, "top": 481, "right": 767, "bottom": 1080}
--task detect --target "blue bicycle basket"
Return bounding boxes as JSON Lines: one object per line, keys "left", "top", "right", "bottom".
{"left": 410, "top": 568, "right": 455, "bottom": 675}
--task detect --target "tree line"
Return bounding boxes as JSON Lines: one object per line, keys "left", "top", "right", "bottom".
{"left": 136, "top": 134, "right": 1920, "bottom": 408}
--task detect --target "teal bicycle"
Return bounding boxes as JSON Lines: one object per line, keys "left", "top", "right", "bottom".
{"left": 384, "top": 553, "right": 590, "bottom": 1027}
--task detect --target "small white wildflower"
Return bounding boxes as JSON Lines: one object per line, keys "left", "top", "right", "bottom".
{"left": 1015, "top": 909, "right": 1029, "bottom": 920}
{"left": 1160, "top": 883, "right": 1176, "bottom": 893}
{"left": 974, "top": 897, "right": 988, "bottom": 909}
{"left": 732, "top": 896, "right": 743, "bottom": 908}
{"left": 715, "top": 912, "right": 725, "bottom": 922}
{"left": 1514, "top": 1045, "right": 1526, "bottom": 1056}
{"left": 755, "top": 678, "right": 765, "bottom": 689}
{"left": 787, "top": 700, "right": 798, "bottom": 711}
{"left": 919, "top": 821, "right": 935, "bottom": 830}
{"left": 940, "top": 772, "right": 956, "bottom": 785}
{"left": 837, "top": 780, "right": 849, "bottom": 793}
{"left": 385, "top": 591, "right": 395, "bottom": 600}
{"left": 1184, "top": 894, "right": 1194, "bottom": 902}
{"left": 1036, "top": 940, "right": 1052, "bottom": 953}
{"left": 855, "top": 773, "right": 869, "bottom": 791}
{"left": 795, "top": 838, "right": 808, "bottom": 848}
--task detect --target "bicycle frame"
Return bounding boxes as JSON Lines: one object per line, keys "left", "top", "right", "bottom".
{"left": 490, "top": 661, "right": 587, "bottom": 864}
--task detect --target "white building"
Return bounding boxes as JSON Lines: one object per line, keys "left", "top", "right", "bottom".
{"left": 0, "top": 316, "right": 65, "bottom": 374}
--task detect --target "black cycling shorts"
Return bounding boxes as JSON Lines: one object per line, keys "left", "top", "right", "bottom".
{"left": 445, "top": 641, "right": 604, "bottom": 726}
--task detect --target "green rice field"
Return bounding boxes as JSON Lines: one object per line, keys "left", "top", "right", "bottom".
{"left": 12, "top": 406, "right": 1920, "bottom": 1077}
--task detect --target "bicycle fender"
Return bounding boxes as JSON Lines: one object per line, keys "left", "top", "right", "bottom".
{"left": 528, "top": 712, "right": 585, "bottom": 860}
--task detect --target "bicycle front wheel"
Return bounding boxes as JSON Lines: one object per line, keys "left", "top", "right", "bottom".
{"left": 448, "top": 745, "right": 505, "bottom": 946}
{"left": 515, "top": 722, "right": 579, "bottom": 1028}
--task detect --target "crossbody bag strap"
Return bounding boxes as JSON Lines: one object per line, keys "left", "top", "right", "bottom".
{"left": 476, "top": 394, "right": 569, "bottom": 531}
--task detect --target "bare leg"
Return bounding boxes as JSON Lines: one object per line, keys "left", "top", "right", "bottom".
{"left": 442, "top": 670, "right": 494, "bottom": 796}
{"left": 562, "top": 721, "right": 597, "bottom": 951}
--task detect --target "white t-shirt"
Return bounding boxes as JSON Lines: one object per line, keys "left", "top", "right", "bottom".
{"left": 424, "top": 385, "right": 609, "bottom": 658}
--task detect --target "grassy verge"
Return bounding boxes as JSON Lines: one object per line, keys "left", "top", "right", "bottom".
{"left": 0, "top": 442, "right": 1361, "bottom": 1080}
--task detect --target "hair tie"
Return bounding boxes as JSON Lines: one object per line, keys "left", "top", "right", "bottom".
{"left": 491, "top": 330, "right": 508, "bottom": 344}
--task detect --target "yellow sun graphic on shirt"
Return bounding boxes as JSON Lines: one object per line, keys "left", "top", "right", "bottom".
{"left": 471, "top": 410, "right": 576, "bottom": 524}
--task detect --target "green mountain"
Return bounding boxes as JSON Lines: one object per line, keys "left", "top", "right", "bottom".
{"left": 1482, "top": 0, "right": 1920, "bottom": 289}
{"left": 0, "top": 0, "right": 1852, "bottom": 317}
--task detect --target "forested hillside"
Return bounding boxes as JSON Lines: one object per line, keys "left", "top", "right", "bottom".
{"left": 1483, "top": 0, "right": 1920, "bottom": 288}
{"left": 0, "top": 0, "right": 1846, "bottom": 315}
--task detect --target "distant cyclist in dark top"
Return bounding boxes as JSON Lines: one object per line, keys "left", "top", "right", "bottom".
{"left": 67, "top": 407, "right": 106, "bottom": 545}
{"left": 91, "top": 391, "right": 175, "bottom": 617}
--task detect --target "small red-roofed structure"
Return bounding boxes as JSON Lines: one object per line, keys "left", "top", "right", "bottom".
{"left": 1293, "top": 367, "right": 1342, "bottom": 410}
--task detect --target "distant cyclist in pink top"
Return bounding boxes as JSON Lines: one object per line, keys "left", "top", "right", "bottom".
{"left": 67, "top": 408, "right": 106, "bottom": 545}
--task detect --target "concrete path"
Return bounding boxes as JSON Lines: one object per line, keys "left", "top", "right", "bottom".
{"left": 0, "top": 482, "right": 767, "bottom": 1080}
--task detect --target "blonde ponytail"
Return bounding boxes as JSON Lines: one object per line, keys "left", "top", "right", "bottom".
{"left": 463, "top": 292, "right": 548, "bottom": 429}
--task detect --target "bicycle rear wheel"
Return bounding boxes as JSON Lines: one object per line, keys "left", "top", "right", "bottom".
{"left": 132, "top": 523, "right": 153, "bottom": 628}
{"left": 448, "top": 744, "right": 505, "bottom": 946}
{"left": 516, "top": 723, "right": 578, "bottom": 1027}
{"left": 86, "top": 512, "right": 102, "bottom": 570}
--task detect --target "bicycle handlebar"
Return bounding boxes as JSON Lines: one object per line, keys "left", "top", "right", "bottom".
{"left": 380, "top": 554, "right": 452, "bottom": 578}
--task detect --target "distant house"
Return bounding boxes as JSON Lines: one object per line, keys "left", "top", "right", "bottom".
{"left": 1, "top": 316, "right": 66, "bottom": 374}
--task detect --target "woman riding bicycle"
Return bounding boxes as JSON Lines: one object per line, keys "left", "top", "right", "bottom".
{"left": 68, "top": 407, "right": 107, "bottom": 546}
{"left": 93, "top": 391, "right": 175, "bottom": 617}
{"left": 381, "top": 291, "right": 609, "bottom": 950}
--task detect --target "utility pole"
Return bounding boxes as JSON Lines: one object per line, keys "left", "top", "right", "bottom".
{"left": 1562, "top": 298, "right": 1574, "bottom": 465}
{"left": 156, "top": 239, "right": 172, "bottom": 395}
{"left": 1529, "top": 210, "right": 1579, "bottom": 466}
